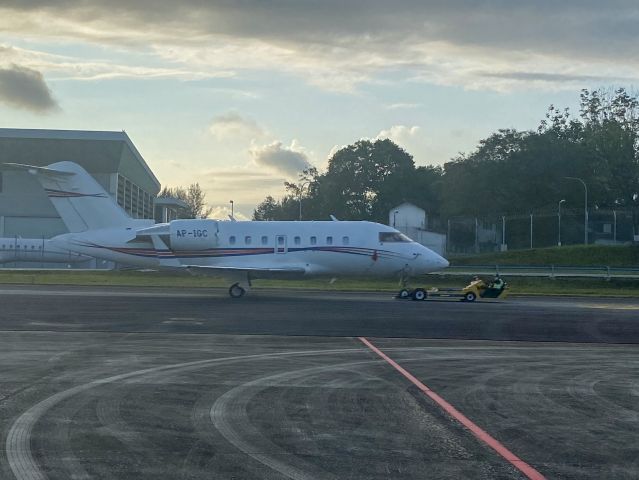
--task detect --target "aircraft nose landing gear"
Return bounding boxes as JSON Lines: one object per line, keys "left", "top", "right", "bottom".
{"left": 229, "top": 283, "right": 246, "bottom": 298}
{"left": 395, "top": 266, "right": 426, "bottom": 300}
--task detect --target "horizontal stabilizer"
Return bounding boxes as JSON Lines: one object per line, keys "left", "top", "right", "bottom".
{"left": 2, "top": 163, "right": 75, "bottom": 176}
{"left": 135, "top": 224, "right": 170, "bottom": 238}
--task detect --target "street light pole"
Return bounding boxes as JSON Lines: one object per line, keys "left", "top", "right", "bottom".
{"left": 229, "top": 200, "right": 234, "bottom": 219}
{"left": 393, "top": 210, "right": 399, "bottom": 228}
{"left": 558, "top": 199, "right": 566, "bottom": 246}
{"left": 501, "top": 215, "right": 506, "bottom": 251}
{"left": 530, "top": 213, "right": 533, "bottom": 249}
{"left": 565, "top": 177, "right": 588, "bottom": 245}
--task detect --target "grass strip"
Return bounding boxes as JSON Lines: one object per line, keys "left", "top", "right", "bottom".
{"left": 1, "top": 270, "right": 638, "bottom": 296}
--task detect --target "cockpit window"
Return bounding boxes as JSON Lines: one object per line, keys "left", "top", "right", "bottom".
{"left": 379, "top": 232, "right": 412, "bottom": 243}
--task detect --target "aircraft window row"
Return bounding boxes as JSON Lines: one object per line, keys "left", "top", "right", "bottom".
{"left": 1, "top": 244, "right": 43, "bottom": 250}
{"left": 379, "top": 232, "right": 412, "bottom": 243}
{"left": 225, "top": 235, "right": 351, "bottom": 246}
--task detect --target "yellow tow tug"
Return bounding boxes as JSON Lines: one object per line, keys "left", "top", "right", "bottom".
{"left": 396, "top": 277, "right": 509, "bottom": 302}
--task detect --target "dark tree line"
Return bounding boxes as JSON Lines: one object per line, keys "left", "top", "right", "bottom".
{"left": 254, "top": 139, "right": 442, "bottom": 223}
{"left": 254, "top": 88, "right": 639, "bottom": 233}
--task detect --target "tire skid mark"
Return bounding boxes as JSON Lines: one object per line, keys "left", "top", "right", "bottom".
{"left": 95, "top": 393, "right": 156, "bottom": 456}
{"left": 48, "top": 393, "right": 95, "bottom": 480}
{"left": 209, "top": 360, "right": 381, "bottom": 480}
{"left": 5, "top": 347, "right": 363, "bottom": 480}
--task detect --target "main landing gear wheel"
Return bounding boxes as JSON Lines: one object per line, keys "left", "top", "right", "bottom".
{"left": 229, "top": 283, "right": 246, "bottom": 298}
{"left": 412, "top": 288, "right": 426, "bottom": 301}
{"left": 397, "top": 288, "right": 411, "bottom": 299}
{"left": 463, "top": 291, "right": 477, "bottom": 302}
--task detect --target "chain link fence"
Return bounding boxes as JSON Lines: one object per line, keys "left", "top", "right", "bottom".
{"left": 446, "top": 209, "right": 638, "bottom": 254}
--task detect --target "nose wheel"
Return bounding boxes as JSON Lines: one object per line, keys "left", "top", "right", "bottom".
{"left": 397, "top": 288, "right": 411, "bottom": 299}
{"left": 229, "top": 283, "right": 246, "bottom": 298}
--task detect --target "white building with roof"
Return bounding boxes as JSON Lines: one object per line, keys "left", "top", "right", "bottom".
{"left": 389, "top": 202, "right": 447, "bottom": 256}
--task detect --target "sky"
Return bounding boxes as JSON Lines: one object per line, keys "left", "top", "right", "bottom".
{"left": 1, "top": 1, "right": 638, "bottom": 219}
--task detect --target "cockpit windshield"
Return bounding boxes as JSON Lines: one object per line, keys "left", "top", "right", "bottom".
{"left": 379, "top": 232, "right": 412, "bottom": 242}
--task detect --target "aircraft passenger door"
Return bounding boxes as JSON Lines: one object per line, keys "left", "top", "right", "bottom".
{"left": 275, "top": 235, "right": 287, "bottom": 254}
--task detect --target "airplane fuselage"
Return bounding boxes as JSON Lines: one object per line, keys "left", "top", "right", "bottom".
{"left": 52, "top": 219, "right": 448, "bottom": 278}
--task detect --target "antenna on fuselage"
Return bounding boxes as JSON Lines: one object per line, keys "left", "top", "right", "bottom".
{"left": 329, "top": 215, "right": 339, "bottom": 221}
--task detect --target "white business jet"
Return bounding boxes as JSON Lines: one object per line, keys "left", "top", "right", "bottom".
{"left": 3, "top": 161, "right": 449, "bottom": 298}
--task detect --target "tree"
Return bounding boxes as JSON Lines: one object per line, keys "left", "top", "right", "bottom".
{"left": 314, "top": 139, "right": 419, "bottom": 221}
{"left": 253, "top": 195, "right": 280, "bottom": 220}
{"left": 158, "top": 183, "right": 213, "bottom": 219}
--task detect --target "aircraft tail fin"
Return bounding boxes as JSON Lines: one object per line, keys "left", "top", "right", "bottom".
{"left": 3, "top": 161, "right": 133, "bottom": 232}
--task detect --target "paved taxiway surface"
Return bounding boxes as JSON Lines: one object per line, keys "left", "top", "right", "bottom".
{"left": 0, "top": 285, "right": 638, "bottom": 479}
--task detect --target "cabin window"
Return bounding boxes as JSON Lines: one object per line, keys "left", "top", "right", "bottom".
{"left": 342, "top": 236, "right": 349, "bottom": 245}
{"left": 31, "top": 245, "right": 35, "bottom": 249}
{"left": 229, "top": 235, "right": 236, "bottom": 245}
{"left": 379, "top": 232, "right": 411, "bottom": 243}
{"left": 294, "top": 236, "right": 301, "bottom": 245}
{"left": 261, "top": 235, "right": 268, "bottom": 245}
{"left": 326, "top": 236, "right": 333, "bottom": 245}
{"left": 310, "top": 236, "right": 317, "bottom": 245}
{"left": 278, "top": 236, "right": 285, "bottom": 245}
{"left": 245, "top": 235, "right": 252, "bottom": 245}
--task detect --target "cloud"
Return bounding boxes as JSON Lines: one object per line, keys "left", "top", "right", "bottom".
{"left": 208, "top": 205, "right": 250, "bottom": 221}
{"left": 376, "top": 125, "right": 421, "bottom": 145}
{"left": 2, "top": 2, "right": 639, "bottom": 91}
{"left": 385, "top": 103, "right": 421, "bottom": 110}
{"left": 0, "top": 43, "right": 232, "bottom": 82}
{"left": 209, "top": 112, "right": 265, "bottom": 141}
{"left": 0, "top": 64, "right": 58, "bottom": 112}
{"left": 250, "top": 141, "right": 311, "bottom": 177}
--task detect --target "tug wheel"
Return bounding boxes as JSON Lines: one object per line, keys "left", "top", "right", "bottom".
{"left": 412, "top": 288, "right": 426, "bottom": 301}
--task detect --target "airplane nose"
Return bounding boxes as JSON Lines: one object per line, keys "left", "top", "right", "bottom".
{"left": 413, "top": 250, "right": 449, "bottom": 273}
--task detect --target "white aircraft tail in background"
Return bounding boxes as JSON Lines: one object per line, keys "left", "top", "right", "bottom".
{"left": 0, "top": 237, "right": 90, "bottom": 264}
{"left": 4, "top": 161, "right": 449, "bottom": 298}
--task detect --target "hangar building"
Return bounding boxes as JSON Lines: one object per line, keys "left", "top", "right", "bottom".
{"left": 0, "top": 128, "right": 160, "bottom": 239}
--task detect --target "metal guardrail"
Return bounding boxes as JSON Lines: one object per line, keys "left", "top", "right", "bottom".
{"left": 441, "top": 264, "right": 639, "bottom": 280}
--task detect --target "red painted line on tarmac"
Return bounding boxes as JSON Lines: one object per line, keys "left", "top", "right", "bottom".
{"left": 358, "top": 337, "right": 546, "bottom": 480}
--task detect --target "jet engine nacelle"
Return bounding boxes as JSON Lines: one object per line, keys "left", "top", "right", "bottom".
{"left": 169, "top": 219, "right": 218, "bottom": 250}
